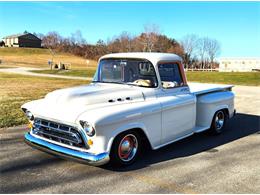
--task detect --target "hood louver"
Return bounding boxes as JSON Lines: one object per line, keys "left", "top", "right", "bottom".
{"left": 108, "top": 97, "right": 132, "bottom": 103}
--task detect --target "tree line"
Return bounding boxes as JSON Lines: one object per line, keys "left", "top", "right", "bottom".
{"left": 37, "top": 24, "right": 221, "bottom": 69}
{"left": 181, "top": 34, "right": 221, "bottom": 70}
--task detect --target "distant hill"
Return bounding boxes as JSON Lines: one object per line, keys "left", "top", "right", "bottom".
{"left": 0, "top": 47, "right": 97, "bottom": 69}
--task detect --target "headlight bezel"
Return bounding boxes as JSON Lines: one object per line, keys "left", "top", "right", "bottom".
{"left": 22, "top": 108, "right": 34, "bottom": 121}
{"left": 79, "top": 120, "right": 96, "bottom": 137}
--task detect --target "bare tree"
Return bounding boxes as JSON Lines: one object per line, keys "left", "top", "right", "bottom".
{"left": 42, "top": 31, "right": 62, "bottom": 49}
{"left": 139, "top": 23, "right": 160, "bottom": 52}
{"left": 180, "top": 34, "right": 199, "bottom": 69}
{"left": 96, "top": 39, "right": 107, "bottom": 56}
{"left": 206, "top": 38, "right": 220, "bottom": 69}
{"left": 42, "top": 32, "right": 62, "bottom": 69}
{"left": 119, "top": 31, "right": 133, "bottom": 52}
{"left": 196, "top": 37, "right": 209, "bottom": 70}
{"left": 106, "top": 31, "right": 134, "bottom": 53}
{"left": 70, "top": 30, "right": 86, "bottom": 46}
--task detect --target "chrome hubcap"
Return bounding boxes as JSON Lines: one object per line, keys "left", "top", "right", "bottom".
{"left": 118, "top": 134, "right": 138, "bottom": 162}
{"left": 215, "top": 111, "right": 225, "bottom": 130}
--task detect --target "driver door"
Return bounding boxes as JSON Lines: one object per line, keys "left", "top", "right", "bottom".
{"left": 157, "top": 63, "right": 196, "bottom": 144}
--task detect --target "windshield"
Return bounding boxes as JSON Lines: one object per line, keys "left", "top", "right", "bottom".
{"left": 93, "top": 59, "right": 158, "bottom": 88}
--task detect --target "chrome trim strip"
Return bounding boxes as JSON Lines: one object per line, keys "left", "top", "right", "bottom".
{"left": 30, "top": 132, "right": 89, "bottom": 152}
{"left": 24, "top": 132, "right": 110, "bottom": 166}
{"left": 33, "top": 128, "right": 81, "bottom": 144}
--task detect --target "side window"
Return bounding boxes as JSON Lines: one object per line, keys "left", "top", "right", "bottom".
{"left": 158, "top": 63, "right": 184, "bottom": 88}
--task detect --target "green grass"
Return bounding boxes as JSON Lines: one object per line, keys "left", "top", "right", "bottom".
{"left": 0, "top": 73, "right": 88, "bottom": 128}
{"left": 31, "top": 69, "right": 96, "bottom": 78}
{"left": 186, "top": 72, "right": 260, "bottom": 86}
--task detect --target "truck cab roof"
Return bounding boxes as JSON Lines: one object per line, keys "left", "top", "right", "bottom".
{"left": 100, "top": 52, "right": 183, "bottom": 65}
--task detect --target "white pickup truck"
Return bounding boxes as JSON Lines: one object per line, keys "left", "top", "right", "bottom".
{"left": 22, "top": 53, "right": 235, "bottom": 166}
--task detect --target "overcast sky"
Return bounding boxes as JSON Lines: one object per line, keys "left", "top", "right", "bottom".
{"left": 0, "top": 1, "right": 259, "bottom": 57}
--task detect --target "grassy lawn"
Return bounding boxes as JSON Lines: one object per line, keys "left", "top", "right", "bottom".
{"left": 186, "top": 72, "right": 260, "bottom": 86}
{"left": 0, "top": 73, "right": 88, "bottom": 128}
{"left": 0, "top": 47, "right": 97, "bottom": 69}
{"left": 31, "top": 69, "right": 96, "bottom": 78}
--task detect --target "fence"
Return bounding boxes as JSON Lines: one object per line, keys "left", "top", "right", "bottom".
{"left": 185, "top": 68, "right": 219, "bottom": 72}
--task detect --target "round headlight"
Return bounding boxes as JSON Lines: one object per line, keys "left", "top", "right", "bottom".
{"left": 25, "top": 110, "right": 34, "bottom": 121}
{"left": 80, "top": 121, "right": 95, "bottom": 137}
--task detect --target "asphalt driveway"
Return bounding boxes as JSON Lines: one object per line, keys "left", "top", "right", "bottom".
{"left": 0, "top": 85, "right": 259, "bottom": 193}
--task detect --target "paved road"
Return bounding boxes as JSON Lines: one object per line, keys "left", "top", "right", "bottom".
{"left": 0, "top": 67, "right": 92, "bottom": 80}
{"left": 0, "top": 86, "right": 259, "bottom": 193}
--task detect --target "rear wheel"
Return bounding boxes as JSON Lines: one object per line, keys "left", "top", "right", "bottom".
{"left": 210, "top": 110, "right": 227, "bottom": 134}
{"left": 110, "top": 131, "right": 141, "bottom": 166}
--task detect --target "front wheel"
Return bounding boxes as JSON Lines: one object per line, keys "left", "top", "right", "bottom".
{"left": 209, "top": 110, "right": 227, "bottom": 135}
{"left": 110, "top": 131, "right": 141, "bottom": 166}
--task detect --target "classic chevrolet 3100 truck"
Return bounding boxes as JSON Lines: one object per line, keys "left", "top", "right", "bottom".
{"left": 22, "top": 53, "right": 235, "bottom": 166}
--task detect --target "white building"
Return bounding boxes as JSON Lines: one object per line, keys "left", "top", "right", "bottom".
{"left": 219, "top": 57, "right": 260, "bottom": 72}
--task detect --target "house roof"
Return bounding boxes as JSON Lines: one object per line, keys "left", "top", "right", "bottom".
{"left": 100, "top": 52, "right": 182, "bottom": 65}
{"left": 3, "top": 33, "right": 25, "bottom": 39}
{"left": 3, "top": 33, "right": 41, "bottom": 40}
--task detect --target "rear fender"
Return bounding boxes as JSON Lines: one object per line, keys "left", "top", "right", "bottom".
{"left": 196, "top": 91, "right": 234, "bottom": 127}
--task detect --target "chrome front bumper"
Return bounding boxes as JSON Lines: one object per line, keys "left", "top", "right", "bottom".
{"left": 24, "top": 132, "right": 110, "bottom": 166}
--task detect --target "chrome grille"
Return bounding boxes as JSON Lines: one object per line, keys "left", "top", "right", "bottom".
{"left": 32, "top": 118, "right": 85, "bottom": 148}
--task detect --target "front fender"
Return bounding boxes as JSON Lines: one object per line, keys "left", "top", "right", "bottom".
{"left": 106, "top": 122, "right": 151, "bottom": 154}
{"left": 77, "top": 100, "right": 162, "bottom": 154}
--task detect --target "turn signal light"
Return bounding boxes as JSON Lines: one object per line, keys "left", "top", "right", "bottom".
{"left": 27, "top": 122, "right": 33, "bottom": 129}
{"left": 87, "top": 139, "right": 93, "bottom": 146}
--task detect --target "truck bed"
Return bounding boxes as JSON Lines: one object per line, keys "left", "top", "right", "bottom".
{"left": 188, "top": 82, "right": 233, "bottom": 95}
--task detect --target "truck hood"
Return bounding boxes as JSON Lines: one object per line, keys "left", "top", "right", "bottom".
{"left": 22, "top": 83, "right": 147, "bottom": 124}
{"left": 44, "top": 83, "right": 145, "bottom": 107}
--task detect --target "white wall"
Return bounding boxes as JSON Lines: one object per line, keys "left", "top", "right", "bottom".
{"left": 219, "top": 58, "right": 260, "bottom": 72}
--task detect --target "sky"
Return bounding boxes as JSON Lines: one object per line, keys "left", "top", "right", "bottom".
{"left": 0, "top": 1, "right": 259, "bottom": 58}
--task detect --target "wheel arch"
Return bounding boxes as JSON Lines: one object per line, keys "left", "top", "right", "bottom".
{"left": 222, "top": 108, "right": 230, "bottom": 118}
{"left": 212, "top": 105, "right": 229, "bottom": 119}
{"left": 106, "top": 124, "right": 152, "bottom": 154}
